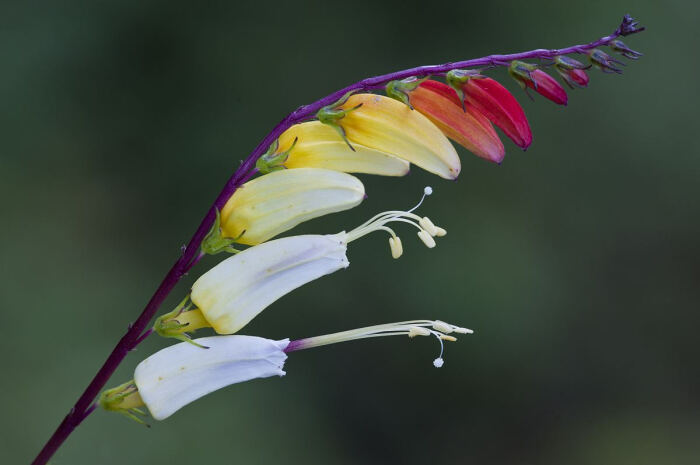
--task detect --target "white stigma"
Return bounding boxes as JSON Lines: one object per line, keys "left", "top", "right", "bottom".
{"left": 345, "top": 187, "right": 447, "bottom": 258}
{"left": 288, "top": 319, "right": 473, "bottom": 368}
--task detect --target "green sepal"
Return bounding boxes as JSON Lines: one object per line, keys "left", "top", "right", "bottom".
{"left": 201, "top": 208, "right": 243, "bottom": 256}
{"left": 316, "top": 91, "right": 362, "bottom": 151}
{"left": 446, "top": 69, "right": 483, "bottom": 111}
{"left": 508, "top": 61, "right": 538, "bottom": 100}
{"left": 98, "top": 380, "right": 150, "bottom": 427}
{"left": 385, "top": 76, "right": 429, "bottom": 110}
{"left": 153, "top": 295, "right": 210, "bottom": 349}
{"left": 255, "top": 137, "right": 298, "bottom": 174}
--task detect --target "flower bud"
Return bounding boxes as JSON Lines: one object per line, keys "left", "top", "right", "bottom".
{"left": 337, "top": 94, "right": 461, "bottom": 179}
{"left": 588, "top": 49, "right": 624, "bottom": 74}
{"left": 609, "top": 39, "right": 643, "bottom": 60}
{"left": 509, "top": 61, "right": 568, "bottom": 105}
{"left": 463, "top": 77, "right": 532, "bottom": 149}
{"left": 554, "top": 56, "right": 590, "bottom": 88}
{"left": 409, "top": 80, "right": 505, "bottom": 163}
{"left": 220, "top": 168, "right": 364, "bottom": 245}
{"left": 275, "top": 121, "right": 410, "bottom": 176}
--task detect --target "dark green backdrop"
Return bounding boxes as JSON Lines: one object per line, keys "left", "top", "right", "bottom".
{"left": 2, "top": 1, "right": 698, "bottom": 464}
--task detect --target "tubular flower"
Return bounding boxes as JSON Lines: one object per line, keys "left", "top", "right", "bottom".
{"left": 408, "top": 80, "right": 506, "bottom": 164}
{"left": 336, "top": 94, "right": 461, "bottom": 180}
{"left": 110, "top": 319, "right": 473, "bottom": 421}
{"left": 272, "top": 121, "right": 410, "bottom": 176}
{"left": 135, "top": 336, "right": 289, "bottom": 420}
{"left": 218, "top": 168, "right": 364, "bottom": 246}
{"left": 164, "top": 188, "right": 446, "bottom": 337}
{"left": 509, "top": 61, "right": 568, "bottom": 105}
{"left": 462, "top": 77, "right": 533, "bottom": 150}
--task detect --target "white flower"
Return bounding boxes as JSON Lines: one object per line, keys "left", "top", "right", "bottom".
{"left": 190, "top": 187, "right": 447, "bottom": 335}
{"left": 191, "top": 233, "right": 349, "bottom": 334}
{"left": 129, "top": 319, "right": 472, "bottom": 421}
{"left": 134, "top": 335, "right": 289, "bottom": 421}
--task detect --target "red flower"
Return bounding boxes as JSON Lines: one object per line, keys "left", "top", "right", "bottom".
{"left": 409, "top": 80, "right": 505, "bottom": 164}
{"left": 463, "top": 77, "right": 532, "bottom": 149}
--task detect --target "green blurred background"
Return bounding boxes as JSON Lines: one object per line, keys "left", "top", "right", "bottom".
{"left": 2, "top": 0, "right": 698, "bottom": 463}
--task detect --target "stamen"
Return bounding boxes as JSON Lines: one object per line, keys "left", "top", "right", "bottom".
{"left": 345, "top": 187, "right": 444, "bottom": 258}
{"left": 389, "top": 236, "right": 403, "bottom": 259}
{"left": 419, "top": 217, "right": 439, "bottom": 236}
{"left": 417, "top": 230, "right": 436, "bottom": 248}
{"left": 285, "top": 319, "right": 473, "bottom": 368}
{"left": 408, "top": 326, "right": 430, "bottom": 337}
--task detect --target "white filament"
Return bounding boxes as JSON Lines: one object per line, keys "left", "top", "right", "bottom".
{"left": 292, "top": 319, "right": 473, "bottom": 368}
{"left": 345, "top": 187, "right": 446, "bottom": 257}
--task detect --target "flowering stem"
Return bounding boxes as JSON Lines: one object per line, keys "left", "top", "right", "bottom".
{"left": 31, "top": 14, "right": 643, "bottom": 465}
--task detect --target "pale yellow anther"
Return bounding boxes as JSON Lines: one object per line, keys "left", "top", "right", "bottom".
{"left": 419, "top": 217, "right": 439, "bottom": 236}
{"left": 432, "top": 320, "right": 453, "bottom": 334}
{"left": 408, "top": 326, "right": 431, "bottom": 338}
{"left": 388, "top": 236, "right": 403, "bottom": 259}
{"left": 440, "top": 335, "right": 457, "bottom": 342}
{"left": 454, "top": 327, "right": 474, "bottom": 334}
{"left": 434, "top": 226, "right": 447, "bottom": 237}
{"left": 417, "top": 230, "right": 436, "bottom": 248}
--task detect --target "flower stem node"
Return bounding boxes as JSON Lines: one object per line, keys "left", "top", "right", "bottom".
{"left": 317, "top": 91, "right": 362, "bottom": 151}
{"left": 98, "top": 380, "right": 148, "bottom": 426}
{"left": 255, "top": 137, "right": 299, "bottom": 174}
{"left": 446, "top": 69, "right": 483, "bottom": 110}
{"left": 609, "top": 39, "right": 643, "bottom": 60}
{"left": 588, "top": 49, "right": 625, "bottom": 74}
{"left": 385, "top": 76, "right": 429, "bottom": 110}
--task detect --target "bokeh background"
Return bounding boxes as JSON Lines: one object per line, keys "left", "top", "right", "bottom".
{"left": 2, "top": 1, "right": 698, "bottom": 463}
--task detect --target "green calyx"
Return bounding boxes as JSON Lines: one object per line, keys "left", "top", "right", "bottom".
{"left": 201, "top": 208, "right": 243, "bottom": 256}
{"left": 316, "top": 90, "right": 362, "bottom": 151}
{"left": 446, "top": 69, "right": 483, "bottom": 111}
{"left": 553, "top": 55, "right": 588, "bottom": 71}
{"left": 153, "top": 294, "right": 210, "bottom": 348}
{"left": 508, "top": 60, "right": 538, "bottom": 90}
{"left": 255, "top": 137, "right": 298, "bottom": 174}
{"left": 385, "top": 76, "right": 429, "bottom": 110}
{"left": 99, "top": 380, "right": 149, "bottom": 426}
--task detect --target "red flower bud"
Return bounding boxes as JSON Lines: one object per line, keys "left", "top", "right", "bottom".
{"left": 410, "top": 80, "right": 505, "bottom": 164}
{"left": 554, "top": 56, "right": 590, "bottom": 89}
{"left": 463, "top": 78, "right": 532, "bottom": 149}
{"left": 527, "top": 69, "right": 568, "bottom": 105}
{"left": 509, "top": 61, "right": 568, "bottom": 106}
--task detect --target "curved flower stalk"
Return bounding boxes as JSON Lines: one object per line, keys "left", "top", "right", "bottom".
{"left": 32, "top": 16, "right": 645, "bottom": 465}
{"left": 101, "top": 319, "right": 472, "bottom": 422}
{"left": 158, "top": 189, "right": 446, "bottom": 338}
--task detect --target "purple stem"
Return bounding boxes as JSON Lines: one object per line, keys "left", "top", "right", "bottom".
{"left": 31, "top": 14, "right": 642, "bottom": 465}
